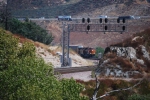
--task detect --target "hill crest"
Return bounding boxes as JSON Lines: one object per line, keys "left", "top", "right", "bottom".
{"left": 3, "top": 0, "right": 150, "bottom": 18}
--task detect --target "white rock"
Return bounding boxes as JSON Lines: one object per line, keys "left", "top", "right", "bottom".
{"left": 140, "top": 45, "right": 150, "bottom": 60}
{"left": 56, "top": 52, "right": 62, "bottom": 56}
{"left": 126, "top": 47, "right": 137, "bottom": 60}
{"left": 132, "top": 36, "right": 141, "bottom": 42}
{"left": 137, "top": 59, "right": 144, "bottom": 65}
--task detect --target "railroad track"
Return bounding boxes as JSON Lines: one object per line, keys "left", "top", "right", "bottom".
{"left": 85, "top": 57, "right": 101, "bottom": 60}
{"left": 54, "top": 65, "right": 97, "bottom": 74}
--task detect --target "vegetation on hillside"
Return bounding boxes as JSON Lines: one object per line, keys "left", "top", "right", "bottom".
{"left": 85, "top": 28, "right": 150, "bottom": 100}
{"left": 0, "top": 5, "right": 54, "bottom": 45}
{"left": 0, "top": 28, "right": 87, "bottom": 100}
{"left": 8, "top": 18, "right": 54, "bottom": 45}
{"left": 135, "top": 28, "right": 150, "bottom": 51}
{"left": 128, "top": 94, "right": 150, "bottom": 100}
{"left": 77, "top": 79, "right": 150, "bottom": 100}
{"left": 8, "top": 0, "right": 150, "bottom": 18}
{"left": 95, "top": 47, "right": 104, "bottom": 58}
{"left": 111, "top": 28, "right": 150, "bottom": 56}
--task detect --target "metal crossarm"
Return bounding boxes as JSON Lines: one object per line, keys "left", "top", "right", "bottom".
{"left": 68, "top": 23, "right": 127, "bottom": 32}
{"left": 61, "top": 17, "right": 128, "bottom": 67}
{"left": 27, "top": 16, "right": 150, "bottom": 67}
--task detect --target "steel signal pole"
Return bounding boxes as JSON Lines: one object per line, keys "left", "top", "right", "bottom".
{"left": 60, "top": 17, "right": 127, "bottom": 67}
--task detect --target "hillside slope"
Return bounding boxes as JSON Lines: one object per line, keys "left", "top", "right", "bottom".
{"left": 32, "top": 18, "right": 150, "bottom": 48}
{"left": 13, "top": 33, "right": 94, "bottom": 67}
{"left": 1, "top": 0, "right": 150, "bottom": 49}
{"left": 5, "top": 0, "right": 150, "bottom": 17}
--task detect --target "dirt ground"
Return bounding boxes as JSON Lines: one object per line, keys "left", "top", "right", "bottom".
{"left": 36, "top": 46, "right": 97, "bottom": 68}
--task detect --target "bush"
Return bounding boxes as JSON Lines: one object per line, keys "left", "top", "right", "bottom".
{"left": 95, "top": 47, "right": 104, "bottom": 58}
{"left": 0, "top": 28, "right": 18, "bottom": 70}
{"left": 8, "top": 18, "right": 54, "bottom": 45}
{"left": 0, "top": 28, "right": 87, "bottom": 100}
{"left": 128, "top": 94, "right": 150, "bottom": 100}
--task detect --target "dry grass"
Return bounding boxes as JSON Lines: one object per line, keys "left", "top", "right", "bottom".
{"left": 143, "top": 58, "right": 150, "bottom": 69}
{"left": 34, "top": 41, "right": 51, "bottom": 52}
{"left": 103, "top": 53, "right": 137, "bottom": 71}
{"left": 13, "top": 34, "right": 33, "bottom": 43}
{"left": 69, "top": 49, "right": 77, "bottom": 55}
{"left": 111, "top": 27, "right": 150, "bottom": 48}
{"left": 106, "top": 55, "right": 136, "bottom": 71}
{"left": 50, "top": 46, "right": 61, "bottom": 56}
{"left": 112, "top": 37, "right": 144, "bottom": 48}
{"left": 76, "top": 78, "right": 149, "bottom": 100}
{"left": 100, "top": 79, "right": 114, "bottom": 87}
{"left": 131, "top": 72, "right": 144, "bottom": 79}
{"left": 13, "top": 33, "right": 55, "bottom": 55}
{"left": 104, "top": 53, "right": 117, "bottom": 59}
{"left": 133, "top": 28, "right": 150, "bottom": 50}
{"left": 111, "top": 37, "right": 132, "bottom": 47}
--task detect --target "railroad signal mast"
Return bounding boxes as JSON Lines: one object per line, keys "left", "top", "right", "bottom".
{"left": 59, "top": 16, "right": 128, "bottom": 67}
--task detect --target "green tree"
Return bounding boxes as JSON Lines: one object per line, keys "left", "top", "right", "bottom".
{"left": 61, "top": 78, "right": 88, "bottom": 100}
{"left": 8, "top": 18, "right": 54, "bottom": 45}
{"left": 95, "top": 47, "right": 104, "bottom": 58}
{"left": 0, "top": 28, "right": 18, "bottom": 70}
{"left": 0, "top": 28, "right": 87, "bottom": 100}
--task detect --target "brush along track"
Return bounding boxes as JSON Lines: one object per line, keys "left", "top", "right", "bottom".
{"left": 54, "top": 65, "right": 97, "bottom": 74}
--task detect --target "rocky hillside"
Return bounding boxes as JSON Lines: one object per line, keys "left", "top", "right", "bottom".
{"left": 4, "top": 0, "right": 150, "bottom": 17}
{"left": 96, "top": 28, "right": 150, "bottom": 78}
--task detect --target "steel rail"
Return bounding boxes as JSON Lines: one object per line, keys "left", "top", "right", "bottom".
{"left": 54, "top": 65, "right": 97, "bottom": 74}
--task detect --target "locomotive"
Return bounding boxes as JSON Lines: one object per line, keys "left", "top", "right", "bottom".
{"left": 78, "top": 47, "right": 96, "bottom": 58}
{"left": 69, "top": 45, "right": 96, "bottom": 58}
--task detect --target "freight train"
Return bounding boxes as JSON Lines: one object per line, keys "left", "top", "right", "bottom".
{"left": 69, "top": 45, "right": 96, "bottom": 58}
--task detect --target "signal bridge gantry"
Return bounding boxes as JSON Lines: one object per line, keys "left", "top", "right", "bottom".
{"left": 60, "top": 16, "right": 128, "bottom": 67}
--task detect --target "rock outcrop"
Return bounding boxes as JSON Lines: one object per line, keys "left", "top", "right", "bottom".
{"left": 96, "top": 34, "right": 150, "bottom": 78}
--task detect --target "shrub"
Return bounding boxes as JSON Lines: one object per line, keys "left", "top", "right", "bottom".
{"left": 0, "top": 28, "right": 18, "bottom": 70}
{"left": 8, "top": 18, "right": 54, "bottom": 45}
{"left": 138, "top": 79, "right": 150, "bottom": 95}
{"left": 128, "top": 94, "right": 150, "bottom": 100}
{"left": 95, "top": 47, "right": 104, "bottom": 58}
{"left": 0, "top": 28, "right": 87, "bottom": 100}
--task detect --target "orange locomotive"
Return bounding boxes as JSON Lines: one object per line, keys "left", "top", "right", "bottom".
{"left": 69, "top": 45, "right": 96, "bottom": 58}
{"left": 78, "top": 47, "right": 96, "bottom": 58}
